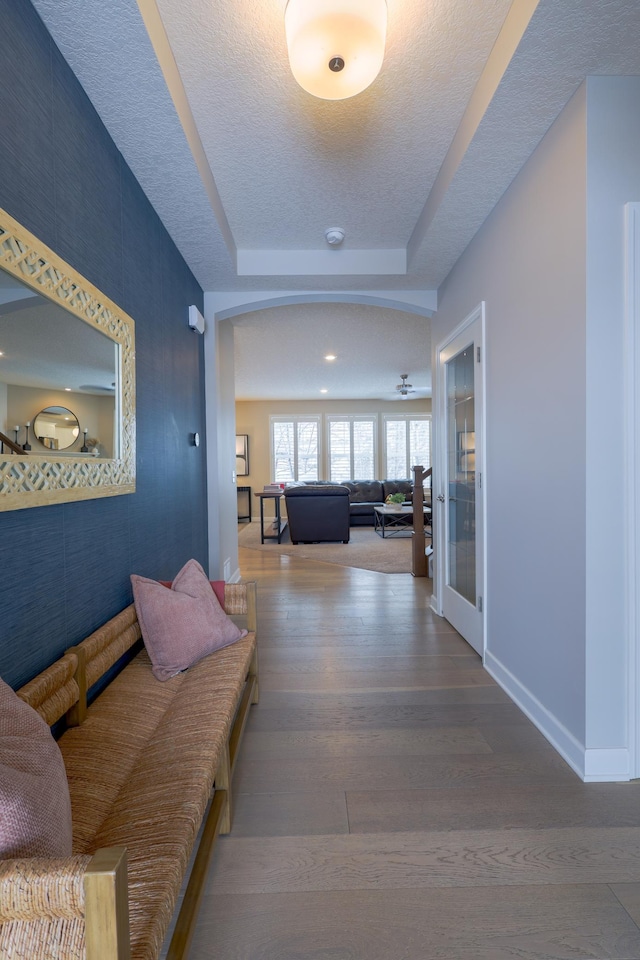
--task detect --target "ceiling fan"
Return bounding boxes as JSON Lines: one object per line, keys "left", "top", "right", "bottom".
{"left": 395, "top": 374, "right": 415, "bottom": 400}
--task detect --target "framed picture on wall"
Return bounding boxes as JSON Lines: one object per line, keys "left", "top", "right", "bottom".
{"left": 236, "top": 435, "right": 249, "bottom": 476}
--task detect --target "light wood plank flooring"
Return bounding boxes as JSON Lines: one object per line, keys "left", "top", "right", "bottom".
{"left": 188, "top": 549, "right": 640, "bottom": 960}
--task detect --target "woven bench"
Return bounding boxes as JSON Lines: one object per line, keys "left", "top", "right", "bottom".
{"left": 0, "top": 580, "right": 258, "bottom": 960}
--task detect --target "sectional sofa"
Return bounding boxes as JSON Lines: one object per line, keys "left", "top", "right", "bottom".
{"left": 293, "top": 479, "right": 417, "bottom": 526}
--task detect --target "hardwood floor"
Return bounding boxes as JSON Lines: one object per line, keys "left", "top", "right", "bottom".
{"left": 188, "top": 550, "right": 640, "bottom": 960}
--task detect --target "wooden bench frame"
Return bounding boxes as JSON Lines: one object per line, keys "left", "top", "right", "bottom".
{"left": 9, "top": 581, "right": 258, "bottom": 960}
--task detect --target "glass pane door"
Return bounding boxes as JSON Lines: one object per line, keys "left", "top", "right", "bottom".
{"left": 446, "top": 345, "right": 476, "bottom": 604}
{"left": 436, "top": 307, "right": 484, "bottom": 656}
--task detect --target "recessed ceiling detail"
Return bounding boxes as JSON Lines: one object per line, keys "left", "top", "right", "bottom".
{"left": 236, "top": 247, "right": 406, "bottom": 276}
{"left": 28, "top": 0, "right": 640, "bottom": 400}
{"left": 31, "top": 0, "right": 519, "bottom": 288}
{"left": 30, "top": 0, "right": 640, "bottom": 289}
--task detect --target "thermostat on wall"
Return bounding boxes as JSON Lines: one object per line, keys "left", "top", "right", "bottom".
{"left": 188, "top": 305, "right": 206, "bottom": 335}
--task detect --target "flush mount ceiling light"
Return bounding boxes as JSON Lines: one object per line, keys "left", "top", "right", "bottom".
{"left": 284, "top": 0, "right": 387, "bottom": 101}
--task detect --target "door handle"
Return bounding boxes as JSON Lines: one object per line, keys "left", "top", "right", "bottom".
{"left": 436, "top": 494, "right": 445, "bottom": 502}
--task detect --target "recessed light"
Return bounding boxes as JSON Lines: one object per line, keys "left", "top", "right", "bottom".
{"left": 324, "top": 354, "right": 336, "bottom": 361}
{"left": 0, "top": 351, "right": 4, "bottom": 357}
{"left": 320, "top": 388, "right": 328, "bottom": 394}
{"left": 64, "top": 387, "right": 72, "bottom": 392}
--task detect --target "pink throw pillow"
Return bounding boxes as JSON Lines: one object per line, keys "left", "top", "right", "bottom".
{"left": 0, "top": 676, "right": 73, "bottom": 858}
{"left": 131, "top": 559, "right": 247, "bottom": 681}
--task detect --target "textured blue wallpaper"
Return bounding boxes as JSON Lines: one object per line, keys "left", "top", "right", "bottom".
{"left": 0, "top": 0, "right": 209, "bottom": 687}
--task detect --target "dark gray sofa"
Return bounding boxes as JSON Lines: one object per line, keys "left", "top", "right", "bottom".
{"left": 297, "top": 479, "right": 415, "bottom": 526}
{"left": 284, "top": 484, "right": 351, "bottom": 543}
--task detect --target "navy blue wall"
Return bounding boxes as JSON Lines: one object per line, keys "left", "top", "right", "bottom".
{"left": 0, "top": 0, "right": 209, "bottom": 687}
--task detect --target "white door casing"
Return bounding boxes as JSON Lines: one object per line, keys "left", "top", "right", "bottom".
{"left": 434, "top": 303, "right": 486, "bottom": 657}
{"left": 625, "top": 203, "right": 640, "bottom": 779}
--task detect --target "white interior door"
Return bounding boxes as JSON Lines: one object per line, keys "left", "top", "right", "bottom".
{"left": 436, "top": 307, "right": 485, "bottom": 656}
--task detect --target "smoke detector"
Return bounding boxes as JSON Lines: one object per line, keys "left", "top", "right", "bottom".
{"left": 325, "top": 228, "right": 345, "bottom": 246}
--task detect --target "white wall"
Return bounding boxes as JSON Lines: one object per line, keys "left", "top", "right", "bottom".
{"left": 216, "top": 319, "right": 239, "bottom": 581}
{"left": 204, "top": 304, "right": 221, "bottom": 578}
{"left": 433, "top": 76, "right": 640, "bottom": 781}
{"left": 584, "top": 76, "right": 640, "bottom": 761}
{"left": 433, "top": 84, "right": 589, "bottom": 766}
{"left": 204, "top": 301, "right": 240, "bottom": 582}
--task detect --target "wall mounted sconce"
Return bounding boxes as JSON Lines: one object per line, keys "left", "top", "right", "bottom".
{"left": 23, "top": 422, "right": 31, "bottom": 452}
{"left": 190, "top": 432, "right": 200, "bottom": 447}
{"left": 284, "top": 0, "right": 387, "bottom": 100}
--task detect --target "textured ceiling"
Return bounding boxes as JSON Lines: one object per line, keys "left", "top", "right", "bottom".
{"left": 152, "top": 0, "right": 510, "bottom": 253}
{"left": 28, "top": 0, "right": 640, "bottom": 400}
{"left": 233, "top": 303, "right": 432, "bottom": 401}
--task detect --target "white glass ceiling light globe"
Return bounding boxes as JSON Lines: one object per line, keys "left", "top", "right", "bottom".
{"left": 285, "top": 0, "right": 387, "bottom": 101}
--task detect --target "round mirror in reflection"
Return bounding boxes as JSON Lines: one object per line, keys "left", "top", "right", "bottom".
{"left": 33, "top": 406, "right": 80, "bottom": 451}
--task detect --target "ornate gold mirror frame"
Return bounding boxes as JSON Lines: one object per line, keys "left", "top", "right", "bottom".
{"left": 0, "top": 209, "right": 135, "bottom": 511}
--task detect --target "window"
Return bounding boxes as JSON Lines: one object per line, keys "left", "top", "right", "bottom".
{"left": 271, "top": 417, "right": 320, "bottom": 482}
{"left": 327, "top": 417, "right": 376, "bottom": 481}
{"left": 270, "top": 413, "right": 430, "bottom": 483}
{"left": 383, "top": 416, "right": 431, "bottom": 478}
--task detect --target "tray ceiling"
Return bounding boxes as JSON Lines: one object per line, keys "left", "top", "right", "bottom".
{"left": 29, "top": 0, "right": 640, "bottom": 399}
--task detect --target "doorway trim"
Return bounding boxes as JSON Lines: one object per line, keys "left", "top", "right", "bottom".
{"left": 625, "top": 203, "right": 640, "bottom": 779}
{"left": 433, "top": 302, "right": 487, "bottom": 657}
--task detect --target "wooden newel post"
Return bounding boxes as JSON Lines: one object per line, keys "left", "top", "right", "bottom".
{"left": 411, "top": 465, "right": 432, "bottom": 578}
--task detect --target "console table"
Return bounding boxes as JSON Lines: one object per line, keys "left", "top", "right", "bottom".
{"left": 254, "top": 491, "right": 288, "bottom": 544}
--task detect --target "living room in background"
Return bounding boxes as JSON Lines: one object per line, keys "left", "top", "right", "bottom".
{"left": 327, "top": 416, "right": 377, "bottom": 481}
{"left": 383, "top": 415, "right": 431, "bottom": 478}
{"left": 271, "top": 416, "right": 320, "bottom": 482}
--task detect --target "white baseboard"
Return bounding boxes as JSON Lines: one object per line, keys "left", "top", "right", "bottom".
{"left": 583, "top": 748, "right": 632, "bottom": 782}
{"left": 484, "top": 649, "right": 632, "bottom": 783}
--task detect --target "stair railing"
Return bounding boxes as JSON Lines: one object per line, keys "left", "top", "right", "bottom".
{"left": 412, "top": 465, "right": 432, "bottom": 578}
{"left": 0, "top": 431, "right": 26, "bottom": 456}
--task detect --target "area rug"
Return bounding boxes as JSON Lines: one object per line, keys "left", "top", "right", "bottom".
{"left": 238, "top": 521, "right": 413, "bottom": 574}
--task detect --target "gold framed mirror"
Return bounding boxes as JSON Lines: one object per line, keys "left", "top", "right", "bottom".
{"left": 0, "top": 208, "right": 135, "bottom": 511}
